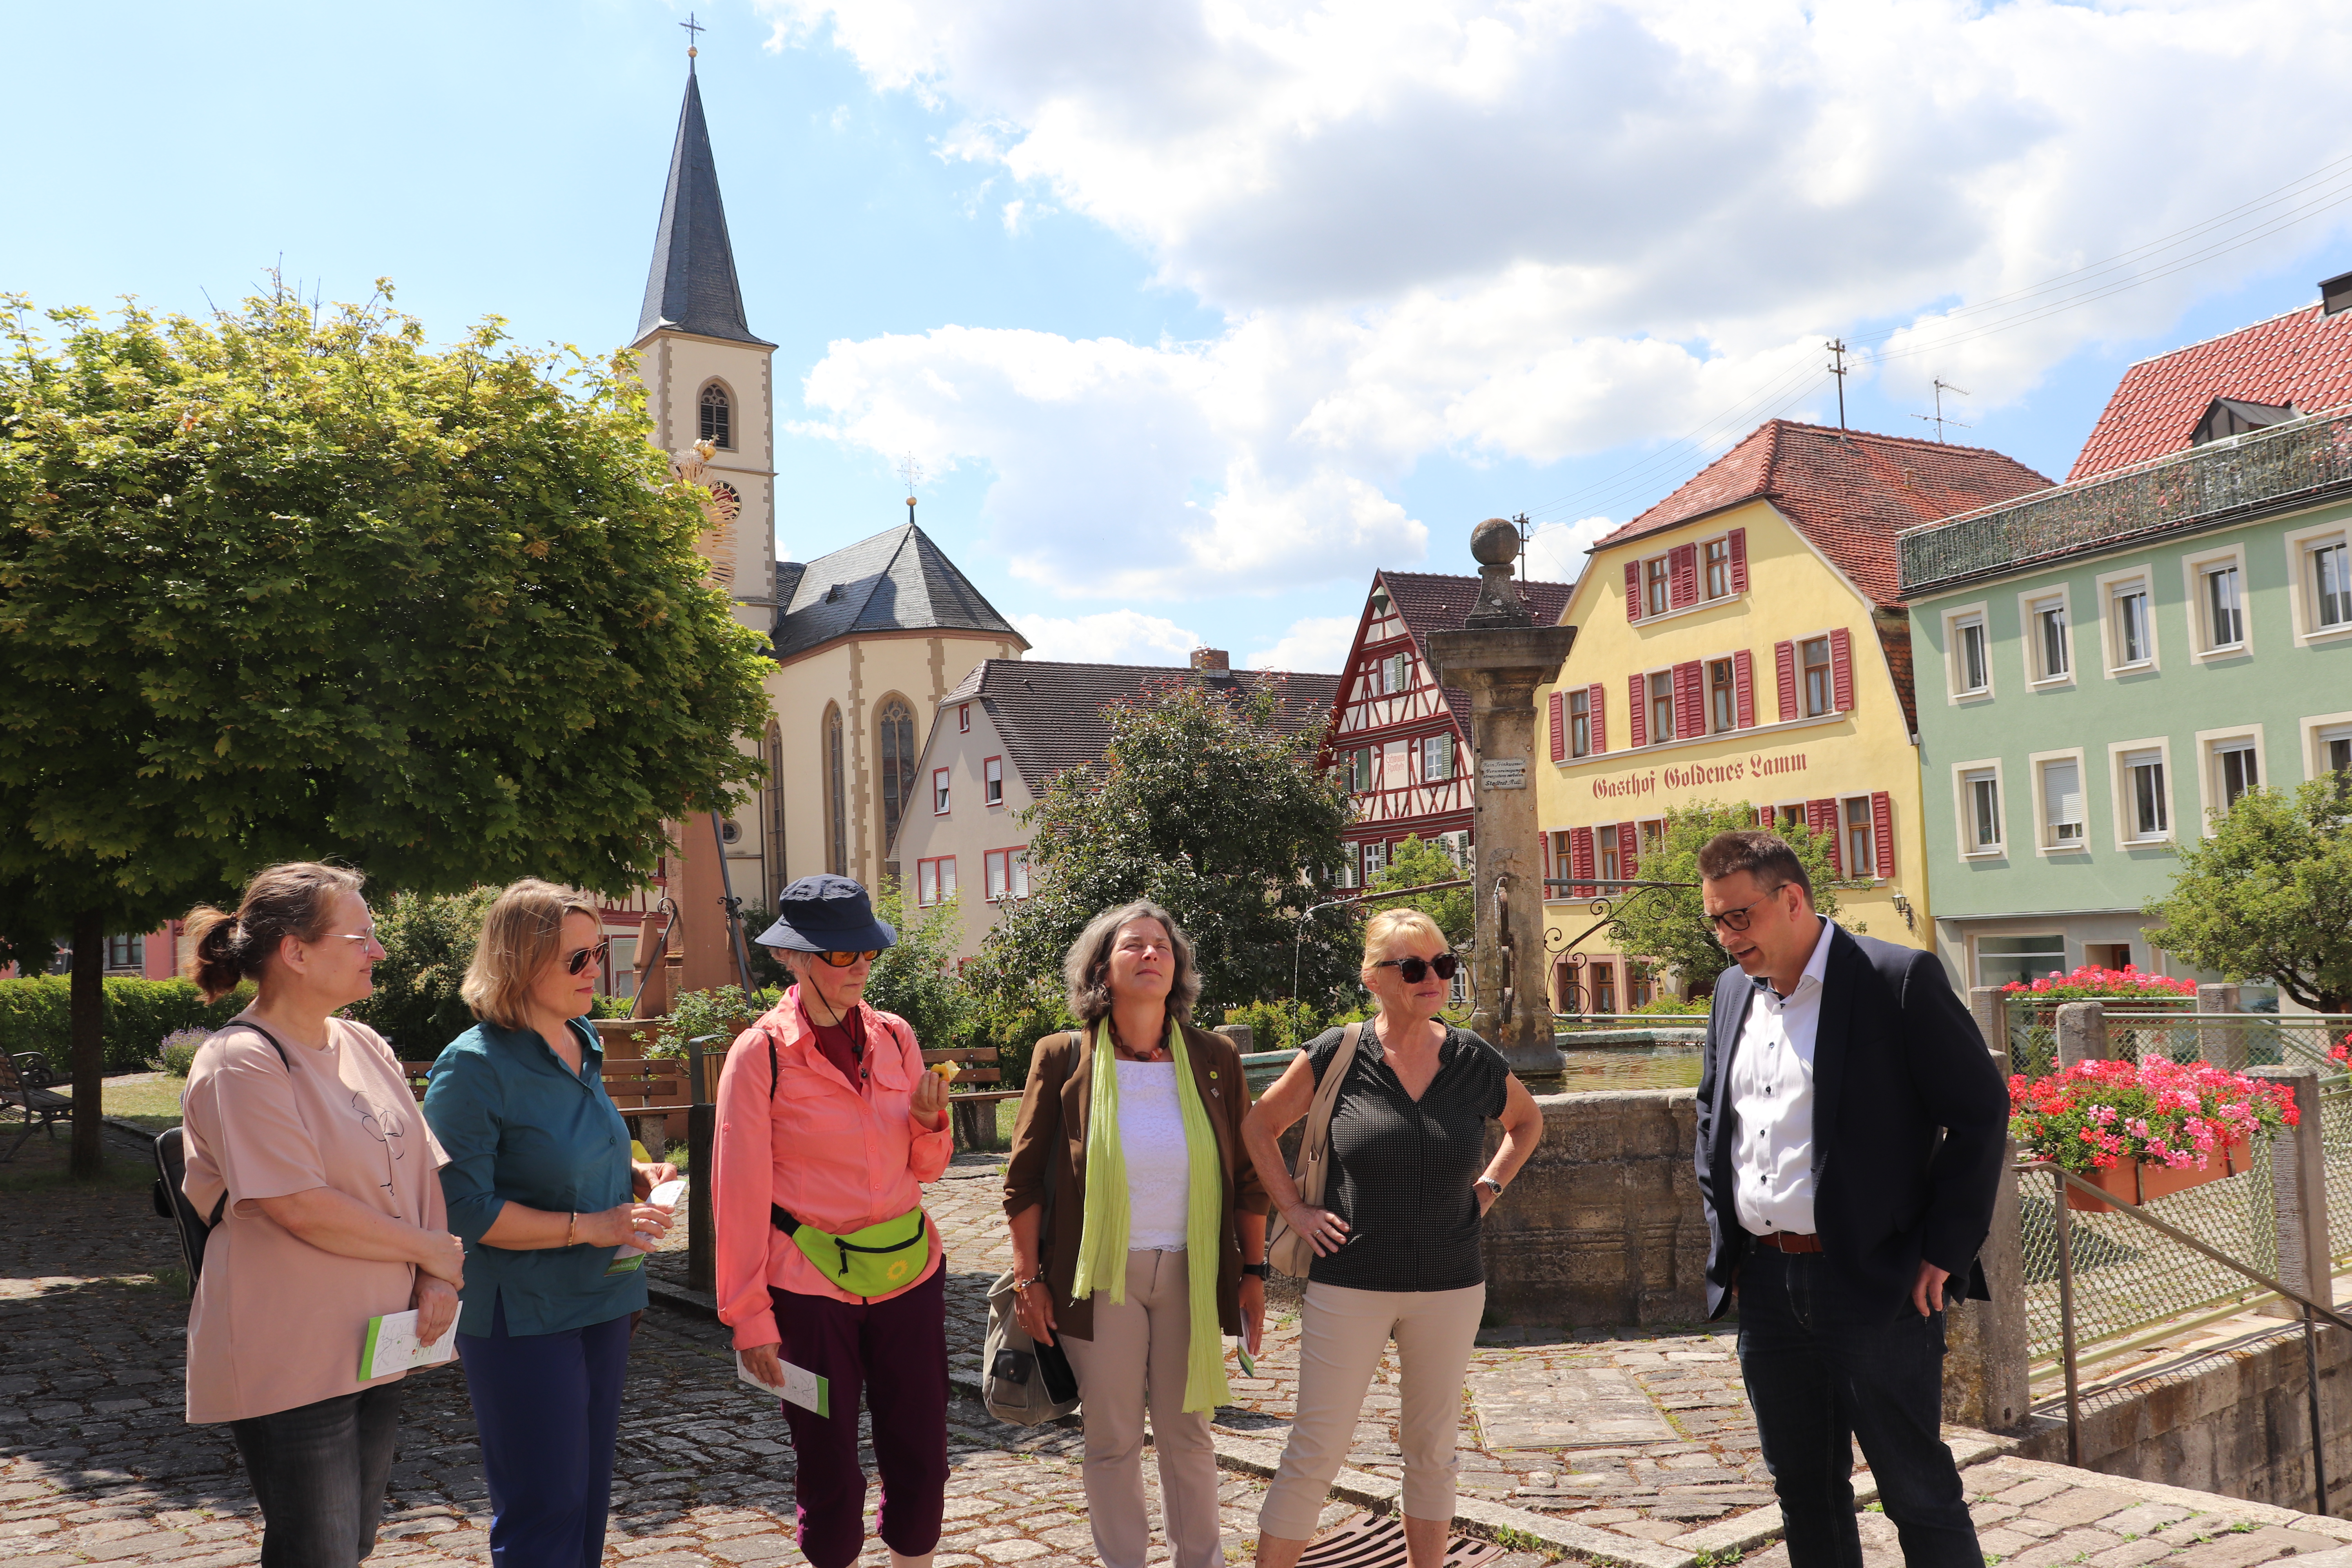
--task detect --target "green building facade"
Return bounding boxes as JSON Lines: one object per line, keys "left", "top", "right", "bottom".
{"left": 1899, "top": 410, "right": 2352, "bottom": 998}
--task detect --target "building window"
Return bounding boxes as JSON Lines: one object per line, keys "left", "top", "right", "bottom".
{"left": 984, "top": 756, "right": 1004, "bottom": 806}
{"left": 985, "top": 849, "right": 1011, "bottom": 901}
{"left": 2315, "top": 538, "right": 2352, "bottom": 630}
{"left": 932, "top": 766, "right": 952, "bottom": 815}
{"left": 1628, "top": 963, "right": 1656, "bottom": 1009}
{"left": 2215, "top": 739, "right": 2259, "bottom": 812}
{"left": 2029, "top": 594, "right": 2070, "bottom": 681}
{"left": 1363, "top": 840, "right": 1388, "bottom": 880}
{"left": 1343, "top": 747, "right": 1373, "bottom": 793}
{"left": 1978, "top": 934, "right": 2065, "bottom": 989}
{"left": 1638, "top": 819, "right": 1665, "bottom": 860}
{"left": 1961, "top": 767, "right": 2003, "bottom": 854}
{"left": 1644, "top": 557, "right": 1671, "bottom": 616}
{"left": 2111, "top": 579, "right": 2152, "bottom": 668}
{"left": 105, "top": 934, "right": 144, "bottom": 970}
{"left": 2321, "top": 723, "right": 2352, "bottom": 781}
{"left": 916, "top": 856, "right": 957, "bottom": 907}
{"left": 2122, "top": 748, "right": 2169, "bottom": 841}
{"left": 1597, "top": 824, "right": 1621, "bottom": 885}
{"left": 1955, "top": 616, "right": 1989, "bottom": 695}
{"left": 1422, "top": 733, "right": 1454, "bottom": 781}
{"left": 1702, "top": 537, "right": 1731, "bottom": 600}
{"left": 2203, "top": 564, "right": 2244, "bottom": 650}
{"left": 698, "top": 381, "right": 732, "bottom": 449}
{"left": 1648, "top": 671, "right": 1674, "bottom": 746}
{"left": 1568, "top": 689, "right": 1591, "bottom": 758}
{"left": 958, "top": 703, "right": 971, "bottom": 733}
{"left": 1776, "top": 803, "right": 1806, "bottom": 832}
{"left": 824, "top": 705, "right": 848, "bottom": 876}
{"left": 1588, "top": 961, "right": 1617, "bottom": 1013}
{"left": 1842, "top": 797, "right": 1874, "bottom": 878}
{"left": 2039, "top": 757, "right": 2085, "bottom": 849}
{"left": 1708, "top": 658, "right": 1736, "bottom": 733}
{"left": 1800, "top": 637, "right": 1833, "bottom": 717}
{"left": 878, "top": 698, "right": 917, "bottom": 851}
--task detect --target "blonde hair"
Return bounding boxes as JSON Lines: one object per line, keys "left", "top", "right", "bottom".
{"left": 1360, "top": 907, "right": 1448, "bottom": 981}
{"left": 182, "top": 863, "right": 365, "bottom": 1002}
{"left": 462, "top": 879, "right": 601, "bottom": 1029}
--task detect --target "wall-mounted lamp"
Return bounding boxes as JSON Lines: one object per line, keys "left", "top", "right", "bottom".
{"left": 1890, "top": 891, "right": 1915, "bottom": 931}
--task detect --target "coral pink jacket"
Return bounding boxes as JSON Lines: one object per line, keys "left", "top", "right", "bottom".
{"left": 711, "top": 989, "right": 954, "bottom": 1350}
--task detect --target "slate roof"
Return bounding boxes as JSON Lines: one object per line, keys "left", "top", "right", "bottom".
{"left": 635, "top": 66, "right": 772, "bottom": 348}
{"left": 1587, "top": 421, "right": 2051, "bottom": 609}
{"left": 2069, "top": 298, "right": 2352, "bottom": 480}
{"left": 940, "top": 659, "right": 1343, "bottom": 796}
{"left": 771, "top": 523, "right": 1026, "bottom": 662}
{"left": 1374, "top": 570, "right": 1576, "bottom": 735}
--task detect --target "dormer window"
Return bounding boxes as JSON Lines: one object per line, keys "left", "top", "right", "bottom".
{"left": 699, "top": 381, "right": 733, "bottom": 450}
{"left": 2190, "top": 397, "right": 2298, "bottom": 447}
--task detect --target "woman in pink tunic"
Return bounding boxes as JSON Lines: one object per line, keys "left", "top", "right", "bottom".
{"left": 178, "top": 863, "right": 467, "bottom": 1568}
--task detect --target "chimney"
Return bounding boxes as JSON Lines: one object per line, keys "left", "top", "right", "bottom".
{"left": 2323, "top": 270, "right": 2352, "bottom": 316}
{"left": 1190, "top": 648, "right": 1230, "bottom": 674}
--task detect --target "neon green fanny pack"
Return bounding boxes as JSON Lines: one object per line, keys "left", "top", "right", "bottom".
{"left": 770, "top": 1202, "right": 933, "bottom": 1298}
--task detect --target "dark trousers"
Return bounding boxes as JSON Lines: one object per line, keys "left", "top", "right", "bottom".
{"left": 769, "top": 1266, "right": 949, "bottom": 1568}
{"left": 1736, "top": 1247, "right": 1981, "bottom": 1568}
{"left": 457, "top": 1293, "right": 633, "bottom": 1568}
{"left": 229, "top": 1381, "right": 405, "bottom": 1567}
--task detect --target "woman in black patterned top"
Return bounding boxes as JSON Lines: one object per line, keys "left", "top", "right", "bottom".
{"left": 1241, "top": 908, "right": 1546, "bottom": 1568}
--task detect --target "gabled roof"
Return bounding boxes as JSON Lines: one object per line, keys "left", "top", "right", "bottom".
{"left": 635, "top": 66, "right": 772, "bottom": 348}
{"left": 771, "top": 523, "right": 1026, "bottom": 662}
{"left": 1587, "top": 420, "right": 2051, "bottom": 609}
{"left": 2070, "top": 298, "right": 2352, "bottom": 480}
{"left": 940, "top": 659, "right": 1341, "bottom": 797}
{"left": 1371, "top": 570, "right": 1576, "bottom": 735}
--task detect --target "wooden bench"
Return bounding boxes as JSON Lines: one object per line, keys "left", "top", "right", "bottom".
{"left": 398, "top": 1056, "right": 692, "bottom": 1152}
{"left": 2, "top": 1051, "right": 72, "bottom": 1161}
{"left": 924, "top": 1047, "right": 1020, "bottom": 1151}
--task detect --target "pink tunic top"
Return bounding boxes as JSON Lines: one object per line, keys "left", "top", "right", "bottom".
{"left": 180, "top": 1017, "right": 449, "bottom": 1424}
{"left": 711, "top": 990, "right": 953, "bottom": 1350}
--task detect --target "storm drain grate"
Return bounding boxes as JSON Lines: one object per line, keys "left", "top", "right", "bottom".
{"left": 1298, "top": 1511, "right": 1506, "bottom": 1567}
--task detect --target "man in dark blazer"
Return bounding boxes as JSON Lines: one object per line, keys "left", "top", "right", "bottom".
{"left": 1691, "top": 830, "right": 2008, "bottom": 1568}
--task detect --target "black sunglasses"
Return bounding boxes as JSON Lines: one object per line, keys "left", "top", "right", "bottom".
{"left": 564, "top": 940, "right": 610, "bottom": 976}
{"left": 817, "top": 949, "right": 882, "bottom": 968}
{"left": 1371, "top": 953, "right": 1459, "bottom": 984}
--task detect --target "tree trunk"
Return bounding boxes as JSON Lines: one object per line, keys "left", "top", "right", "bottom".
{"left": 69, "top": 910, "right": 106, "bottom": 1178}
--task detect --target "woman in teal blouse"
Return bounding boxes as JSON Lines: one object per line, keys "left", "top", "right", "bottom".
{"left": 423, "top": 880, "right": 677, "bottom": 1568}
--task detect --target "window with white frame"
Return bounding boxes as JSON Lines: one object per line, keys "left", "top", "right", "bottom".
{"left": 984, "top": 848, "right": 1029, "bottom": 902}
{"left": 1959, "top": 766, "right": 2003, "bottom": 854}
{"left": 2027, "top": 592, "right": 2071, "bottom": 681}
{"left": 2201, "top": 561, "right": 2245, "bottom": 651}
{"left": 1363, "top": 840, "right": 1388, "bottom": 880}
{"left": 1568, "top": 689, "right": 1591, "bottom": 757}
{"left": 2105, "top": 572, "right": 2154, "bottom": 670}
{"left": 1978, "top": 934, "right": 2066, "bottom": 989}
{"left": 985, "top": 849, "right": 1010, "bottom": 902}
{"left": 1422, "top": 732, "right": 1454, "bottom": 780}
{"left": 1949, "top": 610, "right": 1990, "bottom": 697}
{"left": 2214, "top": 737, "right": 2260, "bottom": 813}
{"left": 2119, "top": 747, "right": 2169, "bottom": 842}
{"left": 917, "top": 856, "right": 958, "bottom": 907}
{"left": 2318, "top": 721, "right": 2352, "bottom": 781}
{"left": 2038, "top": 756, "right": 2085, "bottom": 849}
{"left": 958, "top": 702, "right": 971, "bottom": 733}
{"left": 984, "top": 756, "right": 1004, "bottom": 806}
{"left": 932, "top": 767, "right": 951, "bottom": 814}
{"left": 2315, "top": 537, "right": 2352, "bottom": 631}
{"left": 1842, "top": 796, "right": 1875, "bottom": 878}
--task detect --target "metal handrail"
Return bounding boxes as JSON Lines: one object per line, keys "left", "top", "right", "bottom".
{"left": 2025, "top": 1158, "right": 2345, "bottom": 1510}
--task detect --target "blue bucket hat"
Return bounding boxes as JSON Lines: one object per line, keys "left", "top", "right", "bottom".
{"left": 757, "top": 875, "right": 898, "bottom": 954}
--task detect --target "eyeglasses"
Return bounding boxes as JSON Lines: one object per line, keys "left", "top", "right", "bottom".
{"left": 322, "top": 929, "right": 379, "bottom": 948}
{"left": 817, "top": 950, "right": 881, "bottom": 968}
{"left": 564, "top": 941, "right": 610, "bottom": 976}
{"left": 1700, "top": 896, "right": 1771, "bottom": 935}
{"left": 1371, "top": 953, "right": 1460, "bottom": 984}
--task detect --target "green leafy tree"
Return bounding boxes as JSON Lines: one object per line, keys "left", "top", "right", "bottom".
{"left": 965, "top": 677, "right": 1357, "bottom": 1061}
{"left": 861, "top": 884, "right": 973, "bottom": 1051}
{"left": 0, "top": 286, "right": 772, "bottom": 1173}
{"left": 1602, "top": 802, "right": 1847, "bottom": 1000}
{"left": 1366, "top": 833, "right": 1473, "bottom": 947}
{"left": 2148, "top": 779, "right": 2352, "bottom": 1012}
{"left": 344, "top": 887, "right": 500, "bottom": 1054}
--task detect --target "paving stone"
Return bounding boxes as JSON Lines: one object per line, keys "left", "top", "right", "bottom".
{"left": 2004, "top": 1527, "right": 2128, "bottom": 1568}
{"left": 2027, "top": 1488, "right": 2146, "bottom": 1528}
{"left": 2175, "top": 1532, "right": 2319, "bottom": 1568}
{"left": 2089, "top": 1540, "right": 2189, "bottom": 1568}
{"left": 2102, "top": 1504, "right": 2200, "bottom": 1539}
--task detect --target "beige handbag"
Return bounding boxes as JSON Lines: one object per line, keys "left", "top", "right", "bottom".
{"left": 1264, "top": 1021, "right": 1364, "bottom": 1278}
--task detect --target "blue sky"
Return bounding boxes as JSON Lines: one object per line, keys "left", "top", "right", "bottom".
{"left": 9, "top": 1, "right": 2352, "bottom": 671}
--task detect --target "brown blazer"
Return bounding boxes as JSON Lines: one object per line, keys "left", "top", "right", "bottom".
{"left": 1001, "top": 1023, "right": 1269, "bottom": 1343}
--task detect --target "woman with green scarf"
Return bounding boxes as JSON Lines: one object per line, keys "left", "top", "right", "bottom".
{"left": 1002, "top": 900, "right": 1267, "bottom": 1568}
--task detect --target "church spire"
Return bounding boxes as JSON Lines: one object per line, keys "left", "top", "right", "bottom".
{"left": 635, "top": 58, "right": 770, "bottom": 347}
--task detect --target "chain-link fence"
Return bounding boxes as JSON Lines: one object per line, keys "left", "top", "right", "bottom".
{"left": 2006, "top": 1005, "right": 2352, "bottom": 1080}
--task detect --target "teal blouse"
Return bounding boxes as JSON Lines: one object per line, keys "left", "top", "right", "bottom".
{"left": 423, "top": 1016, "right": 647, "bottom": 1336}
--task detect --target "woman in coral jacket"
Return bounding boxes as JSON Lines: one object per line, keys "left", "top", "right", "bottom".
{"left": 711, "top": 875, "right": 953, "bottom": 1568}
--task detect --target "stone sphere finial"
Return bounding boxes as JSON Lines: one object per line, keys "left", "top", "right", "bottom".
{"left": 1470, "top": 517, "right": 1519, "bottom": 566}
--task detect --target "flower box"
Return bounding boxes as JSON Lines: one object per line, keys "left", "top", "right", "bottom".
{"left": 2009, "top": 1056, "right": 2296, "bottom": 1211}
{"left": 2061, "top": 1139, "right": 2248, "bottom": 1213}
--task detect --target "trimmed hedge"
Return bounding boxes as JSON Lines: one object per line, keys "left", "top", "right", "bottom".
{"left": 0, "top": 977, "right": 249, "bottom": 1075}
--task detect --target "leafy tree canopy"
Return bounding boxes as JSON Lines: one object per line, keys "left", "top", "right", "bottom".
{"left": 2147, "top": 779, "right": 2352, "bottom": 1013}
{"left": 861, "top": 884, "right": 973, "bottom": 1053}
{"left": 1602, "top": 802, "right": 1848, "bottom": 999}
{"left": 1365, "top": 834, "right": 1473, "bottom": 948}
{"left": 344, "top": 886, "right": 499, "bottom": 1054}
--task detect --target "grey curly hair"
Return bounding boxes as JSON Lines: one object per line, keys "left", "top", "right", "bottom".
{"left": 1062, "top": 900, "right": 1202, "bottom": 1025}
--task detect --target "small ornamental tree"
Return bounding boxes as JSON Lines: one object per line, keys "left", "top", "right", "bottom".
{"left": 343, "top": 887, "right": 501, "bottom": 1054}
{"left": 2147, "top": 779, "right": 2352, "bottom": 1013}
{"left": 1602, "top": 801, "right": 1847, "bottom": 1000}
{"left": 1366, "top": 834, "right": 1473, "bottom": 948}
{"left": 0, "top": 287, "right": 772, "bottom": 1173}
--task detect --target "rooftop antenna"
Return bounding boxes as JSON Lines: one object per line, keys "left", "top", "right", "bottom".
{"left": 1826, "top": 339, "right": 1850, "bottom": 430}
{"left": 680, "top": 11, "right": 704, "bottom": 62}
{"left": 1910, "top": 378, "right": 1973, "bottom": 444}
{"left": 896, "top": 454, "right": 924, "bottom": 527}
{"left": 1514, "top": 511, "right": 1533, "bottom": 587}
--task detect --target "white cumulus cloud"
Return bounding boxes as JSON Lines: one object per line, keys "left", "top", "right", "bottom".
{"left": 1014, "top": 608, "right": 1201, "bottom": 664}
{"left": 1247, "top": 614, "right": 1359, "bottom": 673}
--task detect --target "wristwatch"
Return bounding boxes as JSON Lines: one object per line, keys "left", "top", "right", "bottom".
{"left": 1241, "top": 1262, "right": 1269, "bottom": 1278}
{"left": 1476, "top": 1178, "right": 1504, "bottom": 1199}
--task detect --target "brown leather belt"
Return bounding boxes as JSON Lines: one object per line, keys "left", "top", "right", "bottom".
{"left": 1750, "top": 1230, "right": 1824, "bottom": 1254}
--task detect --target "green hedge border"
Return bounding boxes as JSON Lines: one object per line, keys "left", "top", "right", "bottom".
{"left": 0, "top": 977, "right": 250, "bottom": 1075}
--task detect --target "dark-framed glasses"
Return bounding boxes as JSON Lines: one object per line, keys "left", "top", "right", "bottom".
{"left": 564, "top": 940, "right": 611, "bottom": 976}
{"left": 1700, "top": 896, "right": 1770, "bottom": 935}
{"left": 817, "top": 949, "right": 881, "bottom": 968}
{"left": 1371, "top": 953, "right": 1459, "bottom": 984}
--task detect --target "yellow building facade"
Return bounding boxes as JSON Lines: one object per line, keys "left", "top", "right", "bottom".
{"left": 1533, "top": 420, "right": 2052, "bottom": 1005}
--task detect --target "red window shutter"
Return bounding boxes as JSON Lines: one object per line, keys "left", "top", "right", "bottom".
{"left": 1627, "top": 674, "right": 1647, "bottom": 748}
{"left": 1872, "top": 791, "right": 1896, "bottom": 878}
{"left": 1573, "top": 826, "right": 1596, "bottom": 897}
{"left": 1755, "top": 805, "right": 1771, "bottom": 828}
{"left": 1588, "top": 682, "right": 1606, "bottom": 753}
{"left": 1728, "top": 528, "right": 1749, "bottom": 592}
{"left": 1808, "top": 798, "right": 1841, "bottom": 875}
{"left": 1775, "top": 641, "right": 1798, "bottom": 722}
{"left": 1549, "top": 690, "right": 1566, "bottom": 762}
{"left": 1830, "top": 626, "right": 1854, "bottom": 713}
{"left": 1542, "top": 829, "right": 1553, "bottom": 889}
{"left": 1733, "top": 649, "right": 1755, "bottom": 728}
{"left": 1674, "top": 660, "right": 1704, "bottom": 739}
{"left": 1624, "top": 559, "right": 1644, "bottom": 621}
{"left": 1618, "top": 820, "right": 1638, "bottom": 882}
{"left": 1670, "top": 543, "right": 1699, "bottom": 608}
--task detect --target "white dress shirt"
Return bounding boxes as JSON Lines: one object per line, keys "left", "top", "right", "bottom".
{"left": 1730, "top": 916, "right": 1838, "bottom": 1237}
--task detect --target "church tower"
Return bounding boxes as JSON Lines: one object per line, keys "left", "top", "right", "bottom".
{"left": 634, "top": 56, "right": 776, "bottom": 634}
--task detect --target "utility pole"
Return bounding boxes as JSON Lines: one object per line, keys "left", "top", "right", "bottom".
{"left": 1910, "top": 378, "right": 1973, "bottom": 444}
{"left": 1826, "top": 339, "right": 1850, "bottom": 429}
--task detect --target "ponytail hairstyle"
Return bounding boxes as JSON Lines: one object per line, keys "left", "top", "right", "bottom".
{"left": 182, "top": 862, "right": 367, "bottom": 1002}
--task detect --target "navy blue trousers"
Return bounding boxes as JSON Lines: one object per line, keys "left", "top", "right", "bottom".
{"left": 457, "top": 1294, "right": 633, "bottom": 1568}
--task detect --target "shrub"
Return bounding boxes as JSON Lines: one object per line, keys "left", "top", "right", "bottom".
{"left": 2009, "top": 1057, "right": 2297, "bottom": 1173}
{"left": 648, "top": 985, "right": 777, "bottom": 1059}
{"left": 0, "top": 977, "right": 248, "bottom": 1075}
{"left": 153, "top": 1028, "right": 211, "bottom": 1076}
{"left": 1631, "top": 995, "right": 1711, "bottom": 1016}
{"left": 2000, "top": 965, "right": 2198, "bottom": 1003}
{"left": 345, "top": 887, "right": 501, "bottom": 1054}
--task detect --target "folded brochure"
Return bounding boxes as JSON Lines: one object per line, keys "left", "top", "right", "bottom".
{"left": 737, "top": 1351, "right": 829, "bottom": 1417}
{"left": 611, "top": 1177, "right": 690, "bottom": 1260}
{"left": 360, "top": 1308, "right": 458, "bottom": 1381}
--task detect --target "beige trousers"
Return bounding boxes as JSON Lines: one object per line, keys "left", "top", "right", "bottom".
{"left": 1060, "top": 1249, "right": 1224, "bottom": 1568}
{"left": 1258, "top": 1279, "right": 1486, "bottom": 1539}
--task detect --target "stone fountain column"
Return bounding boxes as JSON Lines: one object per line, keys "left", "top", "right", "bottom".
{"left": 1425, "top": 519, "right": 1577, "bottom": 1055}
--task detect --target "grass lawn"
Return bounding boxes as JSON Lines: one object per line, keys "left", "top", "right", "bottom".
{"left": 64, "top": 1072, "right": 187, "bottom": 1136}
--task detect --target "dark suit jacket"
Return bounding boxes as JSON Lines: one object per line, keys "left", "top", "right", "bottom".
{"left": 1693, "top": 921, "right": 2009, "bottom": 1321}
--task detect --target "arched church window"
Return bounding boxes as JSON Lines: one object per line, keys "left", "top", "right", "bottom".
{"left": 878, "top": 698, "right": 916, "bottom": 857}
{"left": 764, "top": 720, "right": 786, "bottom": 902}
{"left": 699, "top": 381, "right": 732, "bottom": 450}
{"left": 824, "top": 705, "right": 847, "bottom": 877}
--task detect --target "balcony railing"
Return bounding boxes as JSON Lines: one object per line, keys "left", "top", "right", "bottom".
{"left": 1898, "top": 403, "right": 2352, "bottom": 595}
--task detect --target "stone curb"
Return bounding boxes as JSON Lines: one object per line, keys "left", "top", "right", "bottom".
{"left": 1662, "top": 1426, "right": 2025, "bottom": 1562}
{"left": 1965, "top": 1454, "right": 2352, "bottom": 1534}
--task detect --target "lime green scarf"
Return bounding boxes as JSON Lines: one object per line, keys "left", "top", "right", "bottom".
{"left": 1069, "top": 1016, "right": 1233, "bottom": 1414}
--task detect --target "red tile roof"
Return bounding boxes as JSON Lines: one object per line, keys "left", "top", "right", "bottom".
{"left": 1376, "top": 571, "right": 1577, "bottom": 733}
{"left": 2069, "top": 301, "right": 2352, "bottom": 480}
{"left": 1588, "top": 420, "right": 2052, "bottom": 609}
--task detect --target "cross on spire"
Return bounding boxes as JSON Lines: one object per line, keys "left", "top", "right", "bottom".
{"left": 681, "top": 11, "right": 705, "bottom": 59}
